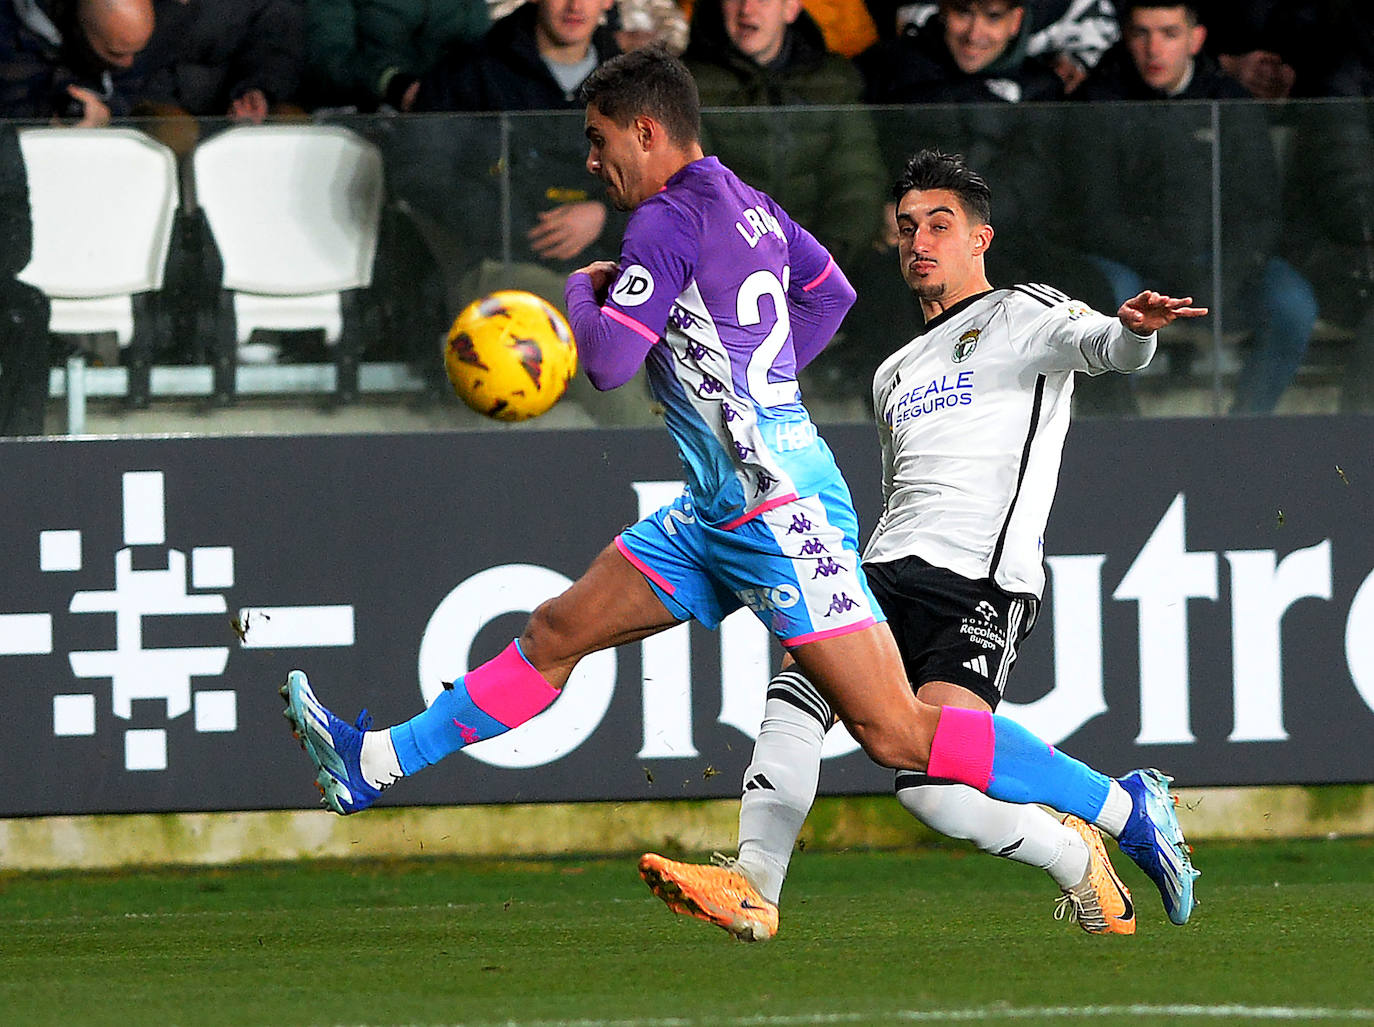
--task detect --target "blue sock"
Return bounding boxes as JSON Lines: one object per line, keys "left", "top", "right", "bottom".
{"left": 988, "top": 714, "right": 1112, "bottom": 823}
{"left": 389, "top": 677, "right": 508, "bottom": 776}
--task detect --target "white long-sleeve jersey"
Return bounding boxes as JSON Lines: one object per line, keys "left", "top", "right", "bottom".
{"left": 864, "top": 284, "right": 1156, "bottom": 599}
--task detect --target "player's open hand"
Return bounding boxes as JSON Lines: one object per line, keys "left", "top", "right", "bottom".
{"left": 530, "top": 201, "right": 608, "bottom": 261}
{"left": 1118, "top": 291, "right": 1208, "bottom": 336}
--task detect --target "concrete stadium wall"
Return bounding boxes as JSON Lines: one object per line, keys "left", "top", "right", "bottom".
{"left": 2, "top": 785, "right": 1372, "bottom": 873}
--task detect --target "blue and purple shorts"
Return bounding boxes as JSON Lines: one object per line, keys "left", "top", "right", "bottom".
{"left": 616, "top": 478, "right": 883, "bottom": 648}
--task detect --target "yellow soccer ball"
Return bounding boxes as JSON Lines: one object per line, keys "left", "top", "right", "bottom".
{"left": 444, "top": 290, "right": 579, "bottom": 421}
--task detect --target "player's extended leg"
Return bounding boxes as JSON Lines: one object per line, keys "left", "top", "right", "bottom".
{"left": 640, "top": 666, "right": 831, "bottom": 941}
{"left": 282, "top": 541, "right": 680, "bottom": 814}
{"left": 785, "top": 630, "right": 1197, "bottom": 925}
{"left": 923, "top": 703, "right": 1198, "bottom": 924}
{"left": 721, "top": 670, "right": 1131, "bottom": 936}
{"left": 734, "top": 668, "right": 828, "bottom": 907}
{"left": 897, "top": 681, "right": 1133, "bottom": 935}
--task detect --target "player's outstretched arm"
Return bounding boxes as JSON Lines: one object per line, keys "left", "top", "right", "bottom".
{"left": 1118, "top": 291, "right": 1208, "bottom": 336}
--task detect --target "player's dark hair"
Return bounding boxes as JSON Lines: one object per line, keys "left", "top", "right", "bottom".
{"left": 891, "top": 150, "right": 993, "bottom": 225}
{"left": 578, "top": 46, "right": 701, "bottom": 148}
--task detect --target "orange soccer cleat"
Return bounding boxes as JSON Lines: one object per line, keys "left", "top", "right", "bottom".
{"left": 638, "top": 852, "right": 779, "bottom": 942}
{"left": 1054, "top": 815, "right": 1137, "bottom": 935}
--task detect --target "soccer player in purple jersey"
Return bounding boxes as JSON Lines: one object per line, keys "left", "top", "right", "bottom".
{"left": 280, "top": 47, "right": 1197, "bottom": 943}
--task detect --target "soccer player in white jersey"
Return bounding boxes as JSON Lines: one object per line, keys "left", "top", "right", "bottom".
{"left": 643, "top": 149, "right": 1209, "bottom": 940}
{"left": 280, "top": 53, "right": 1199, "bottom": 942}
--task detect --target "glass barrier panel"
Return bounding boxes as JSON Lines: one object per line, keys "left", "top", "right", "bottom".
{"left": 10, "top": 98, "right": 1372, "bottom": 437}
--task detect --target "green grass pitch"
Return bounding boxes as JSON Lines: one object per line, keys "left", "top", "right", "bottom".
{"left": 1, "top": 838, "right": 1370, "bottom": 1026}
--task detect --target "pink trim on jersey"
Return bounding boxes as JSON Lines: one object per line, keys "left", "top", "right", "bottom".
{"left": 927, "top": 706, "right": 995, "bottom": 791}
{"left": 615, "top": 535, "right": 676, "bottom": 595}
{"left": 801, "top": 258, "right": 836, "bottom": 292}
{"left": 782, "top": 615, "right": 876, "bottom": 648}
{"left": 604, "top": 305, "right": 660, "bottom": 345}
{"left": 718, "top": 492, "right": 800, "bottom": 531}
{"left": 465, "top": 639, "right": 559, "bottom": 728}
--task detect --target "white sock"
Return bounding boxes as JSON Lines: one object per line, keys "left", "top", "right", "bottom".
{"left": 896, "top": 775, "right": 1090, "bottom": 889}
{"left": 735, "top": 674, "right": 830, "bottom": 905}
{"left": 1094, "top": 780, "right": 1133, "bottom": 839}
{"left": 359, "top": 730, "right": 404, "bottom": 789}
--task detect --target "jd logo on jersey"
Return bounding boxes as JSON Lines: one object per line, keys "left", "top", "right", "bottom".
{"left": 612, "top": 265, "right": 655, "bottom": 307}
{"left": 953, "top": 328, "right": 980, "bottom": 363}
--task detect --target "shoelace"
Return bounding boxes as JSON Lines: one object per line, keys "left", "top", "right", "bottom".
{"left": 710, "top": 853, "right": 771, "bottom": 906}
{"left": 1054, "top": 889, "right": 1108, "bottom": 933}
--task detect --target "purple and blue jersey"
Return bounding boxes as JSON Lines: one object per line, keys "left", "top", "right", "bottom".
{"left": 566, "top": 156, "right": 855, "bottom": 529}
{"left": 566, "top": 156, "right": 880, "bottom": 646}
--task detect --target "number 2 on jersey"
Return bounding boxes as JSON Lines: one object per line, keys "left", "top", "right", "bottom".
{"left": 738, "top": 268, "right": 797, "bottom": 407}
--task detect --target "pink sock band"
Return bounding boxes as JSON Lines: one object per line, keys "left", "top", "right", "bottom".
{"left": 464, "top": 639, "right": 559, "bottom": 728}
{"left": 927, "top": 705, "right": 996, "bottom": 790}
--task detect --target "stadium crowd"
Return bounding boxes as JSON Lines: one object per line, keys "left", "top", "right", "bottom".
{"left": 0, "top": 0, "right": 1372, "bottom": 432}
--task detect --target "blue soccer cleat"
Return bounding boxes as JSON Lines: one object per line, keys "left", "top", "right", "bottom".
{"left": 1115, "top": 768, "right": 1199, "bottom": 925}
{"left": 280, "top": 670, "right": 386, "bottom": 815}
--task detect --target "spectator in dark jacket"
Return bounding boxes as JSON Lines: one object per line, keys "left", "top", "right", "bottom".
{"left": 118, "top": 0, "right": 305, "bottom": 123}
{"left": 303, "top": 0, "right": 489, "bottom": 111}
{"left": 682, "top": 0, "right": 889, "bottom": 396}
{"left": 887, "top": 0, "right": 1120, "bottom": 92}
{"left": 414, "top": 0, "right": 617, "bottom": 111}
{"left": 0, "top": 123, "right": 50, "bottom": 435}
{"left": 0, "top": 0, "right": 153, "bottom": 125}
{"left": 856, "top": 0, "right": 1064, "bottom": 104}
{"left": 684, "top": 0, "right": 886, "bottom": 269}
{"left": 1068, "top": 1, "right": 1317, "bottom": 413}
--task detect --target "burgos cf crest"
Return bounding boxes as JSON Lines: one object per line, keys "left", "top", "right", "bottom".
{"left": 953, "top": 328, "right": 980, "bottom": 363}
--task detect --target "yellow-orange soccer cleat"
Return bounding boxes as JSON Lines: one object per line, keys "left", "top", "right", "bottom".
{"left": 1054, "top": 815, "right": 1136, "bottom": 935}
{"left": 639, "top": 852, "right": 779, "bottom": 942}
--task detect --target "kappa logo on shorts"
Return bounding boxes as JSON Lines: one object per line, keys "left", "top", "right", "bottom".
{"left": 812, "top": 557, "right": 843, "bottom": 579}
{"left": 611, "top": 265, "right": 654, "bottom": 307}
{"left": 824, "top": 592, "right": 860, "bottom": 616}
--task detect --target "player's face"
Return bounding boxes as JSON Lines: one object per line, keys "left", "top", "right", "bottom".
{"left": 584, "top": 104, "right": 653, "bottom": 211}
{"left": 722, "top": 0, "right": 802, "bottom": 66}
{"left": 1125, "top": 7, "right": 1206, "bottom": 93}
{"left": 941, "top": 1, "right": 1025, "bottom": 75}
{"left": 536, "top": 0, "right": 615, "bottom": 50}
{"left": 895, "top": 188, "right": 992, "bottom": 303}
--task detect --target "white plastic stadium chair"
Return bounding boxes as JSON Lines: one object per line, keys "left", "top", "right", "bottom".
{"left": 191, "top": 124, "right": 385, "bottom": 403}
{"left": 17, "top": 127, "right": 179, "bottom": 407}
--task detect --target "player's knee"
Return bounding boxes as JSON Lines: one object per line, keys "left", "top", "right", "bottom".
{"left": 848, "top": 721, "right": 918, "bottom": 770}
{"left": 519, "top": 599, "right": 574, "bottom": 667}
